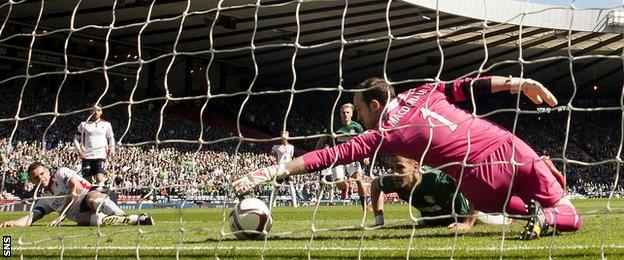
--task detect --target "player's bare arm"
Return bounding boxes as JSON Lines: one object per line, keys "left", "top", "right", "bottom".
{"left": 370, "top": 178, "right": 385, "bottom": 226}
{"left": 106, "top": 123, "right": 116, "bottom": 159}
{"left": 447, "top": 208, "right": 478, "bottom": 231}
{"left": 73, "top": 128, "right": 85, "bottom": 159}
{"left": 0, "top": 213, "right": 38, "bottom": 227}
{"left": 48, "top": 175, "right": 84, "bottom": 227}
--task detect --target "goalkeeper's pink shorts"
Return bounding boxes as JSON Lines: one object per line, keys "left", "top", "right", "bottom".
{"left": 458, "top": 136, "right": 565, "bottom": 213}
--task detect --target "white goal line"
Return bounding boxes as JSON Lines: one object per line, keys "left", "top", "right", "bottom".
{"left": 18, "top": 244, "right": 624, "bottom": 252}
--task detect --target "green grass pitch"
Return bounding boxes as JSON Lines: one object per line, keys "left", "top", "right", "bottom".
{"left": 0, "top": 198, "right": 623, "bottom": 259}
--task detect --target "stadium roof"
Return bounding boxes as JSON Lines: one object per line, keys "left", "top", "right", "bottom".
{"left": 2, "top": 0, "right": 623, "bottom": 94}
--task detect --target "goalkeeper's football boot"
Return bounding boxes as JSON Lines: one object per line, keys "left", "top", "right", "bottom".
{"left": 138, "top": 213, "right": 155, "bottom": 225}
{"left": 521, "top": 200, "right": 549, "bottom": 240}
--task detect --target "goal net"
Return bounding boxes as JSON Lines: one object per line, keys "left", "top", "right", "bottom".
{"left": 0, "top": 0, "right": 623, "bottom": 258}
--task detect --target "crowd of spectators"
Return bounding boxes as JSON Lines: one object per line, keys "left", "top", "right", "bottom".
{"left": 226, "top": 94, "right": 347, "bottom": 149}
{"left": 0, "top": 136, "right": 334, "bottom": 203}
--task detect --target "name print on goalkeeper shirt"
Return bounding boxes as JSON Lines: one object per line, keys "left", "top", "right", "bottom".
{"left": 385, "top": 88, "right": 429, "bottom": 128}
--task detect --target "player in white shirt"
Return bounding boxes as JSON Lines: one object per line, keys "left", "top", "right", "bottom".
{"left": 272, "top": 133, "right": 294, "bottom": 165}
{"left": 0, "top": 162, "right": 153, "bottom": 227}
{"left": 270, "top": 131, "right": 298, "bottom": 207}
{"left": 73, "top": 106, "right": 115, "bottom": 188}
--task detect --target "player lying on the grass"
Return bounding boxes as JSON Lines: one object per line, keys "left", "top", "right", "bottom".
{"left": 373, "top": 155, "right": 514, "bottom": 230}
{"left": 372, "top": 155, "right": 475, "bottom": 229}
{"left": 0, "top": 162, "right": 153, "bottom": 227}
{"left": 233, "top": 75, "right": 581, "bottom": 240}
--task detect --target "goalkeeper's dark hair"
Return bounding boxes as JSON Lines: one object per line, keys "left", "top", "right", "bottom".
{"left": 356, "top": 77, "right": 396, "bottom": 106}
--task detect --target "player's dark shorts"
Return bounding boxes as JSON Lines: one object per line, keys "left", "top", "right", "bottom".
{"left": 81, "top": 159, "right": 107, "bottom": 177}
{"left": 79, "top": 195, "right": 91, "bottom": 213}
{"left": 79, "top": 190, "right": 118, "bottom": 213}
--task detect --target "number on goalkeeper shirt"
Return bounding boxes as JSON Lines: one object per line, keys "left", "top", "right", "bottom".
{"left": 420, "top": 107, "right": 457, "bottom": 132}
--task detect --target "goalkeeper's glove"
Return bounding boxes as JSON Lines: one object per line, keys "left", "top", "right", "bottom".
{"left": 232, "top": 165, "right": 289, "bottom": 195}
{"left": 374, "top": 211, "right": 385, "bottom": 227}
{"left": 509, "top": 77, "right": 557, "bottom": 107}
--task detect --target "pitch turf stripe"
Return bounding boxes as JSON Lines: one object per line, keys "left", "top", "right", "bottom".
{"left": 17, "top": 245, "right": 624, "bottom": 251}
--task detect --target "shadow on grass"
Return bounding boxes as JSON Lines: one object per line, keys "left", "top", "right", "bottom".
{"left": 183, "top": 229, "right": 508, "bottom": 243}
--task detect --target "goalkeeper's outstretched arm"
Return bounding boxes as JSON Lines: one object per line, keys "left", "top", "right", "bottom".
{"left": 232, "top": 131, "right": 380, "bottom": 194}
{"left": 439, "top": 76, "right": 558, "bottom": 107}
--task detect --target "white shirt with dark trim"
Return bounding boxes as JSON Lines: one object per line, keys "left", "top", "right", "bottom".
{"left": 76, "top": 120, "right": 115, "bottom": 159}
{"left": 32, "top": 167, "right": 92, "bottom": 222}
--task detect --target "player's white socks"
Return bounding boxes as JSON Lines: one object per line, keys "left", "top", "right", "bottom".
{"left": 93, "top": 197, "right": 125, "bottom": 215}
{"left": 290, "top": 185, "right": 298, "bottom": 207}
{"left": 127, "top": 214, "right": 139, "bottom": 224}
{"left": 270, "top": 188, "right": 278, "bottom": 208}
{"left": 90, "top": 213, "right": 107, "bottom": 226}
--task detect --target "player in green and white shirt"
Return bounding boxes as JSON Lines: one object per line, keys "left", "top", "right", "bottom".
{"left": 372, "top": 156, "right": 511, "bottom": 229}
{"left": 316, "top": 103, "right": 368, "bottom": 210}
{"left": 316, "top": 103, "right": 365, "bottom": 146}
{"left": 331, "top": 118, "right": 364, "bottom": 144}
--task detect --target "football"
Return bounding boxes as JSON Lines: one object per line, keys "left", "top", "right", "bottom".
{"left": 229, "top": 198, "right": 273, "bottom": 239}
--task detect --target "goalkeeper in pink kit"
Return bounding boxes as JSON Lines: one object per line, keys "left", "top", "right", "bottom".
{"left": 233, "top": 76, "right": 581, "bottom": 240}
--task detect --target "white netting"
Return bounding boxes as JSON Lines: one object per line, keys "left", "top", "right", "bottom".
{"left": 0, "top": 0, "right": 623, "bottom": 258}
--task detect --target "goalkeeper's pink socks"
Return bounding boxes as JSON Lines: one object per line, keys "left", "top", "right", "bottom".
{"left": 496, "top": 197, "right": 583, "bottom": 231}
{"left": 544, "top": 204, "right": 583, "bottom": 231}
